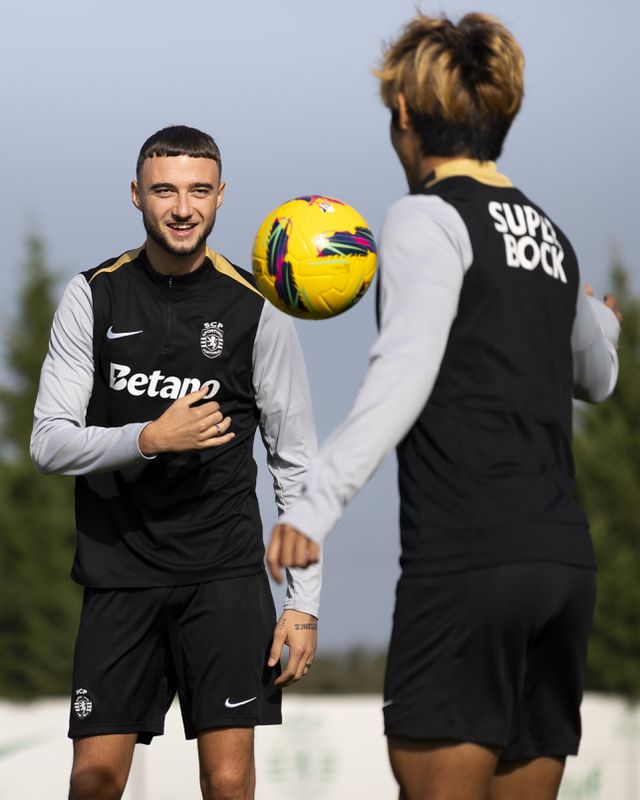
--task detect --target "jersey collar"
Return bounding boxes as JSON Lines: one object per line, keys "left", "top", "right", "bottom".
{"left": 420, "top": 158, "right": 513, "bottom": 190}
{"left": 139, "top": 248, "right": 215, "bottom": 291}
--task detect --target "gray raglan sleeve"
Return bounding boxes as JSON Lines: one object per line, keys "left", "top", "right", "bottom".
{"left": 278, "top": 195, "right": 472, "bottom": 545}
{"left": 30, "top": 275, "right": 150, "bottom": 475}
{"left": 252, "top": 301, "right": 322, "bottom": 617}
{"left": 572, "top": 287, "right": 620, "bottom": 402}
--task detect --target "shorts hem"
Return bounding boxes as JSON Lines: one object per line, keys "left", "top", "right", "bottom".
{"left": 186, "top": 715, "right": 282, "bottom": 740}
{"left": 384, "top": 725, "right": 505, "bottom": 749}
{"left": 500, "top": 740, "right": 580, "bottom": 762}
{"left": 383, "top": 726, "right": 580, "bottom": 762}
{"left": 68, "top": 722, "right": 164, "bottom": 742}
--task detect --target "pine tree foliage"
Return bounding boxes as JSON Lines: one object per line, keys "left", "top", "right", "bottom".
{"left": 0, "top": 234, "right": 80, "bottom": 699}
{"left": 575, "top": 262, "right": 640, "bottom": 699}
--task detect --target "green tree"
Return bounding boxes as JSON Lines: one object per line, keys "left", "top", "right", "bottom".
{"left": 0, "top": 233, "right": 80, "bottom": 699}
{"left": 575, "top": 261, "right": 640, "bottom": 699}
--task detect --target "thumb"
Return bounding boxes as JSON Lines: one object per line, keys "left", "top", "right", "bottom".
{"left": 268, "top": 622, "right": 287, "bottom": 667}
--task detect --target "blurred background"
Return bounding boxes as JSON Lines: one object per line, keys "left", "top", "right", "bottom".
{"left": 1, "top": 0, "right": 638, "bottom": 797}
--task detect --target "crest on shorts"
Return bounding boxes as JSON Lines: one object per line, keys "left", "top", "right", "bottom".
{"left": 73, "top": 688, "right": 93, "bottom": 719}
{"left": 200, "top": 322, "right": 224, "bottom": 359}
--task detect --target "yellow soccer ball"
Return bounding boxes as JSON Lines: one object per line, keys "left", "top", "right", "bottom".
{"left": 252, "top": 195, "right": 377, "bottom": 320}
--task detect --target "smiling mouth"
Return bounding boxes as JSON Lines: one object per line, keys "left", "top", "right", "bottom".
{"left": 167, "top": 223, "right": 197, "bottom": 236}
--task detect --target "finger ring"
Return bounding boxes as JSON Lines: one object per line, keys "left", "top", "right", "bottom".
{"left": 305, "top": 662, "right": 312, "bottom": 669}
{"left": 215, "top": 423, "right": 221, "bottom": 435}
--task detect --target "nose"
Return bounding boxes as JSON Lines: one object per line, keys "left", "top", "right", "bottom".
{"left": 172, "top": 192, "right": 192, "bottom": 220}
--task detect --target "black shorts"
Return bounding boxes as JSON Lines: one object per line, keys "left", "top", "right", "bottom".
{"left": 383, "top": 562, "right": 596, "bottom": 761}
{"left": 69, "top": 571, "right": 281, "bottom": 743}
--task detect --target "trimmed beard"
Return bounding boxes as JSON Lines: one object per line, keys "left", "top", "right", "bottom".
{"left": 142, "top": 210, "right": 216, "bottom": 257}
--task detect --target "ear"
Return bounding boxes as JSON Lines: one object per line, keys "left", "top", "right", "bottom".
{"left": 396, "top": 94, "right": 412, "bottom": 131}
{"left": 131, "top": 180, "right": 141, "bottom": 211}
{"left": 216, "top": 181, "right": 226, "bottom": 209}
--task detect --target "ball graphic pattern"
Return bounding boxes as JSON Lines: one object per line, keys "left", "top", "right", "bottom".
{"left": 252, "top": 195, "right": 377, "bottom": 319}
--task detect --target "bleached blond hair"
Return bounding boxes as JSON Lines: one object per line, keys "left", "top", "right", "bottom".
{"left": 376, "top": 12, "right": 525, "bottom": 160}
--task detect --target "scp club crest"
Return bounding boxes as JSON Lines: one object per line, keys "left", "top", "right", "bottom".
{"left": 200, "top": 322, "right": 224, "bottom": 359}
{"left": 73, "top": 688, "right": 93, "bottom": 719}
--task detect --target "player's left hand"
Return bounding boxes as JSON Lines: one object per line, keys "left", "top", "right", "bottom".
{"left": 585, "top": 283, "right": 623, "bottom": 323}
{"left": 603, "top": 292, "right": 623, "bottom": 323}
{"left": 266, "top": 523, "right": 320, "bottom": 584}
{"left": 268, "top": 610, "right": 318, "bottom": 687}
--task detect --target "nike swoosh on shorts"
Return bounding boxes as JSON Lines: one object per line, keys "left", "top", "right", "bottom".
{"left": 224, "top": 696, "right": 257, "bottom": 709}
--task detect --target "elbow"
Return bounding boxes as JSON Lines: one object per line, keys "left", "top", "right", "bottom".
{"left": 37, "top": 462, "right": 58, "bottom": 476}
{"left": 30, "top": 436, "right": 58, "bottom": 475}
{"left": 572, "top": 347, "right": 619, "bottom": 405}
{"left": 30, "top": 454, "right": 53, "bottom": 476}
{"left": 586, "top": 387, "right": 615, "bottom": 405}
{"left": 573, "top": 381, "right": 615, "bottom": 405}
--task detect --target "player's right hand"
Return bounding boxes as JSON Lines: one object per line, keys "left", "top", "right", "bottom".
{"left": 266, "top": 524, "right": 320, "bottom": 584}
{"left": 138, "top": 386, "right": 234, "bottom": 455}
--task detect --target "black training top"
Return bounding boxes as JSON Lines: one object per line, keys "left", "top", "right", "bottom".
{"left": 31, "top": 247, "right": 320, "bottom": 609}
{"left": 396, "top": 172, "right": 593, "bottom": 575}
{"left": 281, "top": 160, "right": 619, "bottom": 574}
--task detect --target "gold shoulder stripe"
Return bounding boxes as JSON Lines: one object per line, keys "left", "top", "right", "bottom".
{"left": 207, "top": 248, "right": 263, "bottom": 297}
{"left": 426, "top": 159, "right": 512, "bottom": 189}
{"left": 88, "top": 247, "right": 143, "bottom": 284}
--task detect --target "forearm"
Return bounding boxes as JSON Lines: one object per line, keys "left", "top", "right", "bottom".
{"left": 31, "top": 415, "right": 148, "bottom": 475}
{"left": 283, "top": 559, "right": 323, "bottom": 617}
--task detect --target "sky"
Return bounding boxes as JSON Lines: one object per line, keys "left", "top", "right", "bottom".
{"left": 2, "top": 0, "right": 639, "bottom": 651}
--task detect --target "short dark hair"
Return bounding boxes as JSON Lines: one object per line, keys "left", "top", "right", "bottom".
{"left": 136, "top": 125, "right": 222, "bottom": 178}
{"left": 376, "top": 13, "right": 524, "bottom": 161}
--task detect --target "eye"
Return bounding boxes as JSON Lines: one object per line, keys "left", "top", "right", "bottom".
{"left": 192, "top": 188, "right": 212, "bottom": 197}
{"left": 153, "top": 188, "right": 174, "bottom": 197}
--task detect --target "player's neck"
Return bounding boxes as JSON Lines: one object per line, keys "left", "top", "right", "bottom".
{"left": 409, "top": 155, "right": 469, "bottom": 192}
{"left": 144, "top": 239, "right": 207, "bottom": 276}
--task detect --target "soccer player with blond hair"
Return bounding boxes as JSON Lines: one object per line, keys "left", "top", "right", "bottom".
{"left": 267, "top": 13, "right": 621, "bottom": 800}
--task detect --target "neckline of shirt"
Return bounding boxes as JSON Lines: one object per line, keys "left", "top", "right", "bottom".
{"left": 139, "top": 249, "right": 216, "bottom": 290}
{"left": 420, "top": 158, "right": 513, "bottom": 190}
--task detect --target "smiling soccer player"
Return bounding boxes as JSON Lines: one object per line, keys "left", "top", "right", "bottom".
{"left": 31, "top": 125, "right": 320, "bottom": 800}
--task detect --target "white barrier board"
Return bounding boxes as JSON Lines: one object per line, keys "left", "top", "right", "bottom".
{"left": 0, "top": 694, "right": 638, "bottom": 799}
